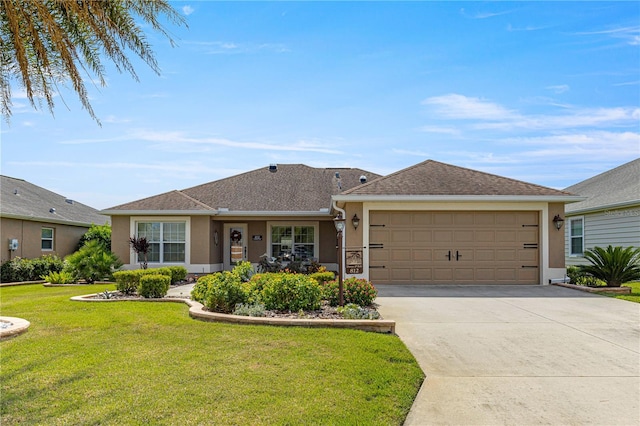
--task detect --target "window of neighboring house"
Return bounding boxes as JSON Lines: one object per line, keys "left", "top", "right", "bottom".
{"left": 569, "top": 217, "right": 584, "bottom": 256}
{"left": 270, "top": 225, "right": 316, "bottom": 261}
{"left": 136, "top": 221, "right": 186, "bottom": 263}
{"left": 41, "top": 227, "right": 54, "bottom": 250}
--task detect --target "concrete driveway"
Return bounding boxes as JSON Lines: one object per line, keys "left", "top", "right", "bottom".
{"left": 376, "top": 285, "right": 640, "bottom": 426}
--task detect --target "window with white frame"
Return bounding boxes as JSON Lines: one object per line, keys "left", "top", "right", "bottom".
{"left": 136, "top": 221, "right": 186, "bottom": 263}
{"left": 270, "top": 225, "right": 316, "bottom": 261}
{"left": 41, "top": 227, "right": 54, "bottom": 250}
{"left": 569, "top": 217, "right": 584, "bottom": 256}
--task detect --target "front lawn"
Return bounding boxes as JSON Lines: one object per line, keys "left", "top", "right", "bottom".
{"left": 1, "top": 284, "right": 423, "bottom": 425}
{"left": 603, "top": 282, "right": 640, "bottom": 303}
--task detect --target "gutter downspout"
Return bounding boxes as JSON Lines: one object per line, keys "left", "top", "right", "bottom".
{"left": 332, "top": 201, "right": 346, "bottom": 279}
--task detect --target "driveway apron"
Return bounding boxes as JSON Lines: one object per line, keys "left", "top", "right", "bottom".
{"left": 376, "top": 285, "right": 640, "bottom": 426}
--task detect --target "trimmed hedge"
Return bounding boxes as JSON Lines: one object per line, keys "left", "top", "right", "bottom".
{"left": 194, "top": 272, "right": 246, "bottom": 314}
{"left": 260, "top": 273, "right": 321, "bottom": 312}
{"left": 138, "top": 274, "right": 171, "bottom": 298}
{"left": 113, "top": 267, "right": 174, "bottom": 295}
{"left": 1, "top": 255, "right": 64, "bottom": 283}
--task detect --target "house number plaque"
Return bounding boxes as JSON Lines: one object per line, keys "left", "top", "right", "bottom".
{"left": 346, "top": 250, "right": 363, "bottom": 274}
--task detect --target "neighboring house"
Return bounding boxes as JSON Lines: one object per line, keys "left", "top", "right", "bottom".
{"left": 0, "top": 176, "right": 109, "bottom": 263}
{"left": 564, "top": 158, "right": 640, "bottom": 266}
{"left": 103, "top": 160, "right": 581, "bottom": 285}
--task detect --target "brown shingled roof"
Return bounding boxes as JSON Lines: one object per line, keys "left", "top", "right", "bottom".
{"left": 341, "top": 160, "right": 574, "bottom": 197}
{"left": 105, "top": 165, "right": 380, "bottom": 213}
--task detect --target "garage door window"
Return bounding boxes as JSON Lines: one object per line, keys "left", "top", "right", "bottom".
{"left": 569, "top": 217, "right": 584, "bottom": 256}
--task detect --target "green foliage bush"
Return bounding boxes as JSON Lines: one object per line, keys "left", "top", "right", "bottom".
{"left": 337, "top": 303, "right": 381, "bottom": 320}
{"left": 41, "top": 270, "right": 76, "bottom": 284}
{"left": 194, "top": 272, "right": 246, "bottom": 313}
{"left": 1, "top": 255, "right": 64, "bottom": 282}
{"left": 77, "top": 223, "right": 112, "bottom": 251}
{"left": 113, "top": 270, "right": 141, "bottom": 294}
{"left": 323, "top": 278, "right": 378, "bottom": 307}
{"left": 260, "top": 273, "right": 321, "bottom": 312}
{"left": 138, "top": 274, "right": 171, "bottom": 298}
{"left": 65, "top": 240, "right": 122, "bottom": 284}
{"left": 233, "top": 261, "right": 254, "bottom": 282}
{"left": 310, "top": 271, "right": 335, "bottom": 285}
{"left": 579, "top": 245, "right": 640, "bottom": 287}
{"left": 168, "top": 266, "right": 188, "bottom": 283}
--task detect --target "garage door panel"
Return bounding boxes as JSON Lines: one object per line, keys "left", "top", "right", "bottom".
{"left": 369, "top": 211, "right": 539, "bottom": 285}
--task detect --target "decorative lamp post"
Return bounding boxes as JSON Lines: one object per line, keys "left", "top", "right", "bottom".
{"left": 334, "top": 213, "right": 346, "bottom": 306}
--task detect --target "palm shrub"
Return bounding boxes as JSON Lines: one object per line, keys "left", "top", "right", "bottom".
{"left": 579, "top": 245, "right": 640, "bottom": 287}
{"left": 65, "top": 240, "right": 123, "bottom": 284}
{"left": 41, "top": 270, "right": 76, "bottom": 284}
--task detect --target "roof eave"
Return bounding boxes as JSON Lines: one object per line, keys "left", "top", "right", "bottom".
{"left": 101, "top": 209, "right": 216, "bottom": 216}
{"left": 332, "top": 194, "right": 586, "bottom": 203}
{"left": 0, "top": 213, "right": 108, "bottom": 227}
{"left": 565, "top": 199, "right": 640, "bottom": 216}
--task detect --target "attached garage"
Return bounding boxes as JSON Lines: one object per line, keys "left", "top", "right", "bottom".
{"left": 333, "top": 160, "right": 581, "bottom": 286}
{"left": 368, "top": 211, "right": 539, "bottom": 284}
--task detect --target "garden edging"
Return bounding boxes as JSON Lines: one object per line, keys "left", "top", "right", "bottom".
{"left": 552, "top": 282, "right": 632, "bottom": 294}
{"left": 71, "top": 293, "right": 396, "bottom": 333}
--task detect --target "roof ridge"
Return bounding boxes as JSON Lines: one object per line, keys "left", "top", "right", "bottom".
{"left": 175, "top": 190, "right": 214, "bottom": 210}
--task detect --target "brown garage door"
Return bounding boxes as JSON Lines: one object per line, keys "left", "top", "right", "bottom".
{"left": 369, "top": 211, "right": 539, "bottom": 285}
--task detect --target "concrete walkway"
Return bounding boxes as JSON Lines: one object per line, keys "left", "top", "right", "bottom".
{"left": 375, "top": 285, "right": 640, "bottom": 426}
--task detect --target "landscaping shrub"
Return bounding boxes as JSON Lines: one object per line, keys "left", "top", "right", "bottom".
{"left": 0, "top": 255, "right": 64, "bottom": 282}
{"left": 195, "top": 272, "right": 246, "bottom": 313}
{"left": 233, "top": 261, "right": 254, "bottom": 282}
{"left": 310, "top": 271, "right": 335, "bottom": 285}
{"left": 113, "top": 270, "right": 142, "bottom": 295}
{"left": 138, "top": 274, "right": 171, "bottom": 298}
{"left": 260, "top": 273, "right": 321, "bottom": 312}
{"left": 579, "top": 245, "right": 640, "bottom": 287}
{"left": 233, "top": 302, "right": 266, "bottom": 317}
{"left": 41, "top": 270, "right": 76, "bottom": 284}
{"left": 77, "top": 223, "right": 112, "bottom": 251}
{"left": 168, "top": 266, "right": 188, "bottom": 283}
{"left": 65, "top": 240, "right": 122, "bottom": 283}
{"left": 323, "top": 277, "right": 378, "bottom": 307}
{"left": 244, "top": 273, "right": 271, "bottom": 304}
{"left": 337, "top": 303, "right": 381, "bottom": 320}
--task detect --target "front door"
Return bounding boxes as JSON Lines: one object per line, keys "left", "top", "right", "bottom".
{"left": 223, "top": 223, "right": 248, "bottom": 270}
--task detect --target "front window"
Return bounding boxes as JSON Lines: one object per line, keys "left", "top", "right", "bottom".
{"left": 270, "top": 225, "right": 316, "bottom": 261}
{"left": 569, "top": 218, "right": 584, "bottom": 256}
{"left": 41, "top": 227, "right": 53, "bottom": 250}
{"left": 136, "top": 221, "right": 185, "bottom": 263}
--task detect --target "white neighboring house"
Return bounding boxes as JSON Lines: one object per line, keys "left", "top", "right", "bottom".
{"left": 564, "top": 159, "right": 640, "bottom": 266}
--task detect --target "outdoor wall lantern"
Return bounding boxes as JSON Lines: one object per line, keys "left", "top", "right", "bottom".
{"left": 553, "top": 214, "right": 565, "bottom": 231}
{"left": 333, "top": 214, "right": 346, "bottom": 306}
{"left": 351, "top": 213, "right": 360, "bottom": 230}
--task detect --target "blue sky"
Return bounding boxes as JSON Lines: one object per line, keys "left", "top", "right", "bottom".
{"left": 2, "top": 1, "right": 638, "bottom": 210}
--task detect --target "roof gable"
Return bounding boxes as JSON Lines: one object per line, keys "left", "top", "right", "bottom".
{"left": 564, "top": 158, "right": 640, "bottom": 213}
{"left": 341, "top": 160, "right": 573, "bottom": 197}
{"left": 0, "top": 176, "right": 108, "bottom": 225}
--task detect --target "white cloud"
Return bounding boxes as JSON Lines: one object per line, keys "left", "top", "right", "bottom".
{"left": 418, "top": 125, "right": 461, "bottom": 136}
{"left": 422, "top": 93, "right": 640, "bottom": 131}
{"left": 546, "top": 84, "right": 570, "bottom": 94}
{"left": 182, "top": 5, "right": 194, "bottom": 16}
{"left": 185, "top": 40, "right": 289, "bottom": 55}
{"left": 421, "top": 94, "right": 515, "bottom": 120}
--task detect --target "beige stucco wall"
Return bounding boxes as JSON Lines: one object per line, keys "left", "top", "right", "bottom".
{"left": 110, "top": 215, "right": 131, "bottom": 265}
{"left": 1, "top": 217, "right": 87, "bottom": 262}
{"left": 210, "top": 220, "right": 222, "bottom": 264}
{"left": 247, "top": 221, "right": 267, "bottom": 263}
{"left": 318, "top": 221, "right": 338, "bottom": 263}
{"left": 344, "top": 202, "right": 364, "bottom": 250}
{"left": 548, "top": 203, "right": 566, "bottom": 268}
{"left": 190, "top": 216, "right": 210, "bottom": 265}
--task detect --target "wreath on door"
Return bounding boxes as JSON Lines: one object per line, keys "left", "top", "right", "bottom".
{"left": 230, "top": 230, "right": 242, "bottom": 242}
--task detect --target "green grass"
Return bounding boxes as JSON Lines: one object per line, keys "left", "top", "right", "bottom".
{"left": 602, "top": 282, "right": 640, "bottom": 303}
{"left": 0, "top": 284, "right": 424, "bottom": 425}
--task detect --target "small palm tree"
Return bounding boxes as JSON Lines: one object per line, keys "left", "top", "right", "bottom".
{"left": 579, "top": 245, "right": 640, "bottom": 287}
